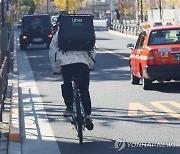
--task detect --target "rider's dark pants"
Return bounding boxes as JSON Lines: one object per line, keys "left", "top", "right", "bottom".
{"left": 61, "top": 63, "right": 91, "bottom": 115}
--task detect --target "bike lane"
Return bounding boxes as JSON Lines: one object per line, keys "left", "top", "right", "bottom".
{"left": 15, "top": 31, "right": 61, "bottom": 154}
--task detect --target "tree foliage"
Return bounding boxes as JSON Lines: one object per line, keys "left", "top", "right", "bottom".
{"left": 33, "top": 0, "right": 43, "bottom": 6}
{"left": 15, "top": 0, "right": 36, "bottom": 14}
{"left": 54, "top": 0, "right": 66, "bottom": 11}
{"left": 54, "top": 0, "right": 79, "bottom": 13}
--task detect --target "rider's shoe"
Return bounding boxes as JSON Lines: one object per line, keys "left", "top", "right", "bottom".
{"left": 85, "top": 115, "right": 94, "bottom": 130}
{"left": 63, "top": 108, "right": 72, "bottom": 117}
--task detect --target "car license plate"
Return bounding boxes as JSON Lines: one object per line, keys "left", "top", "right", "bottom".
{"left": 33, "top": 38, "right": 42, "bottom": 42}
{"left": 174, "top": 53, "right": 180, "bottom": 61}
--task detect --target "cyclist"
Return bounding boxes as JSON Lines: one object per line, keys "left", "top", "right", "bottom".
{"left": 49, "top": 31, "right": 95, "bottom": 130}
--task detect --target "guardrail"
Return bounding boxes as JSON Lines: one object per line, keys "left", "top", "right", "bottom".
{"left": 110, "top": 23, "right": 144, "bottom": 36}
{"left": 0, "top": 57, "right": 8, "bottom": 121}
{"left": 0, "top": 30, "right": 14, "bottom": 122}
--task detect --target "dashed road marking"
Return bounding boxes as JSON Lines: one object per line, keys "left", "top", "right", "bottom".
{"left": 150, "top": 101, "right": 180, "bottom": 120}
{"left": 128, "top": 101, "right": 180, "bottom": 123}
{"left": 128, "top": 102, "right": 168, "bottom": 122}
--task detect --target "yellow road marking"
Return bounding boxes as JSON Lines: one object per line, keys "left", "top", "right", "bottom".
{"left": 150, "top": 101, "right": 180, "bottom": 120}
{"left": 128, "top": 102, "right": 168, "bottom": 123}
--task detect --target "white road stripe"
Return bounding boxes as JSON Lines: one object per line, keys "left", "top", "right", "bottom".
{"left": 97, "top": 46, "right": 129, "bottom": 60}
{"left": 108, "top": 30, "right": 138, "bottom": 40}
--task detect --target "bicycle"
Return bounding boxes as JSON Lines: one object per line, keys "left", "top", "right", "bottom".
{"left": 71, "top": 77, "right": 86, "bottom": 144}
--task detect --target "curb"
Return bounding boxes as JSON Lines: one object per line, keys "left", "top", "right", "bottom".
{"left": 7, "top": 30, "right": 22, "bottom": 154}
{"left": 8, "top": 42, "right": 21, "bottom": 142}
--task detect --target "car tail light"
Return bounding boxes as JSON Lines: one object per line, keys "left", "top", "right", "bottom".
{"left": 147, "top": 51, "right": 155, "bottom": 65}
{"left": 48, "top": 34, "right": 53, "bottom": 38}
{"left": 147, "top": 56, "right": 155, "bottom": 65}
{"left": 34, "top": 18, "right": 40, "bottom": 21}
{"left": 23, "top": 35, "right": 28, "bottom": 39}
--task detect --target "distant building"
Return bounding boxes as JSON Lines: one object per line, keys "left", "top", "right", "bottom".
{"left": 148, "top": 9, "right": 180, "bottom": 26}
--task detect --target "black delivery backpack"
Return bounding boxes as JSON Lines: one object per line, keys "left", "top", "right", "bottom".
{"left": 58, "top": 14, "right": 95, "bottom": 51}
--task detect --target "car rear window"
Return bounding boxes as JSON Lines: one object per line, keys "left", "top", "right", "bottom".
{"left": 22, "top": 15, "right": 51, "bottom": 32}
{"left": 148, "top": 29, "right": 180, "bottom": 45}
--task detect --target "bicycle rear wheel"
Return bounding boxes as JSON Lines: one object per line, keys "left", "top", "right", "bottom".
{"left": 77, "top": 118, "right": 83, "bottom": 144}
{"left": 76, "top": 99, "right": 83, "bottom": 144}
{"left": 72, "top": 78, "right": 84, "bottom": 144}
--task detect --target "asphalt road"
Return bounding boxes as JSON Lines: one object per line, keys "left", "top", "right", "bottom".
{"left": 16, "top": 24, "right": 180, "bottom": 154}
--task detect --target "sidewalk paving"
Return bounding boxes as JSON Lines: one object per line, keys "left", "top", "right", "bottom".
{"left": 0, "top": 84, "right": 11, "bottom": 154}
{"left": 0, "top": 40, "right": 21, "bottom": 154}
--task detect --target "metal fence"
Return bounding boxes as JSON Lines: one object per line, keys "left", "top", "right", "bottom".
{"left": 0, "top": 30, "right": 14, "bottom": 122}
{"left": 110, "top": 23, "right": 144, "bottom": 36}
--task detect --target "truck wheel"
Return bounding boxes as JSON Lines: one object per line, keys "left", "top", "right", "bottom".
{"left": 142, "top": 77, "right": 152, "bottom": 90}
{"left": 20, "top": 37, "right": 27, "bottom": 50}
{"left": 130, "top": 70, "right": 140, "bottom": 85}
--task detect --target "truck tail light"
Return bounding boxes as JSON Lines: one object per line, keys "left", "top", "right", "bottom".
{"left": 23, "top": 35, "right": 28, "bottom": 39}
{"left": 48, "top": 34, "right": 53, "bottom": 38}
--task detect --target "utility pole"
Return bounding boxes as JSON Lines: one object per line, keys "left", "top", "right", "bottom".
{"left": 66, "top": 0, "right": 69, "bottom": 14}
{"left": 7, "top": 0, "right": 11, "bottom": 22}
{"left": 159, "top": 0, "right": 162, "bottom": 19}
{"left": 140, "top": 0, "right": 143, "bottom": 22}
{"left": 110, "top": 0, "right": 114, "bottom": 23}
{"left": 47, "top": 0, "right": 49, "bottom": 14}
{"left": 137, "top": 0, "right": 140, "bottom": 25}
{"left": 1, "top": 0, "right": 5, "bottom": 27}
{"left": 7, "top": 0, "right": 9, "bottom": 11}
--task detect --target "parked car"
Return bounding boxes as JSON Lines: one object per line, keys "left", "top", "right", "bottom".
{"left": 20, "top": 14, "right": 53, "bottom": 50}
{"left": 128, "top": 25, "right": 180, "bottom": 90}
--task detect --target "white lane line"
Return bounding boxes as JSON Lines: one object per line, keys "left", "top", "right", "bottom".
{"left": 97, "top": 46, "right": 129, "bottom": 60}
{"left": 97, "top": 30, "right": 137, "bottom": 60}
{"left": 108, "top": 30, "right": 138, "bottom": 40}
{"left": 17, "top": 47, "right": 61, "bottom": 153}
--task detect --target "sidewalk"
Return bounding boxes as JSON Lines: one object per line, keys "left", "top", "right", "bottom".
{"left": 0, "top": 77, "right": 12, "bottom": 154}
{"left": 0, "top": 39, "right": 21, "bottom": 154}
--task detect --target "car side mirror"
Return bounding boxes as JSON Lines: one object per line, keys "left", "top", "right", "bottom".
{"left": 127, "top": 43, "right": 134, "bottom": 50}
